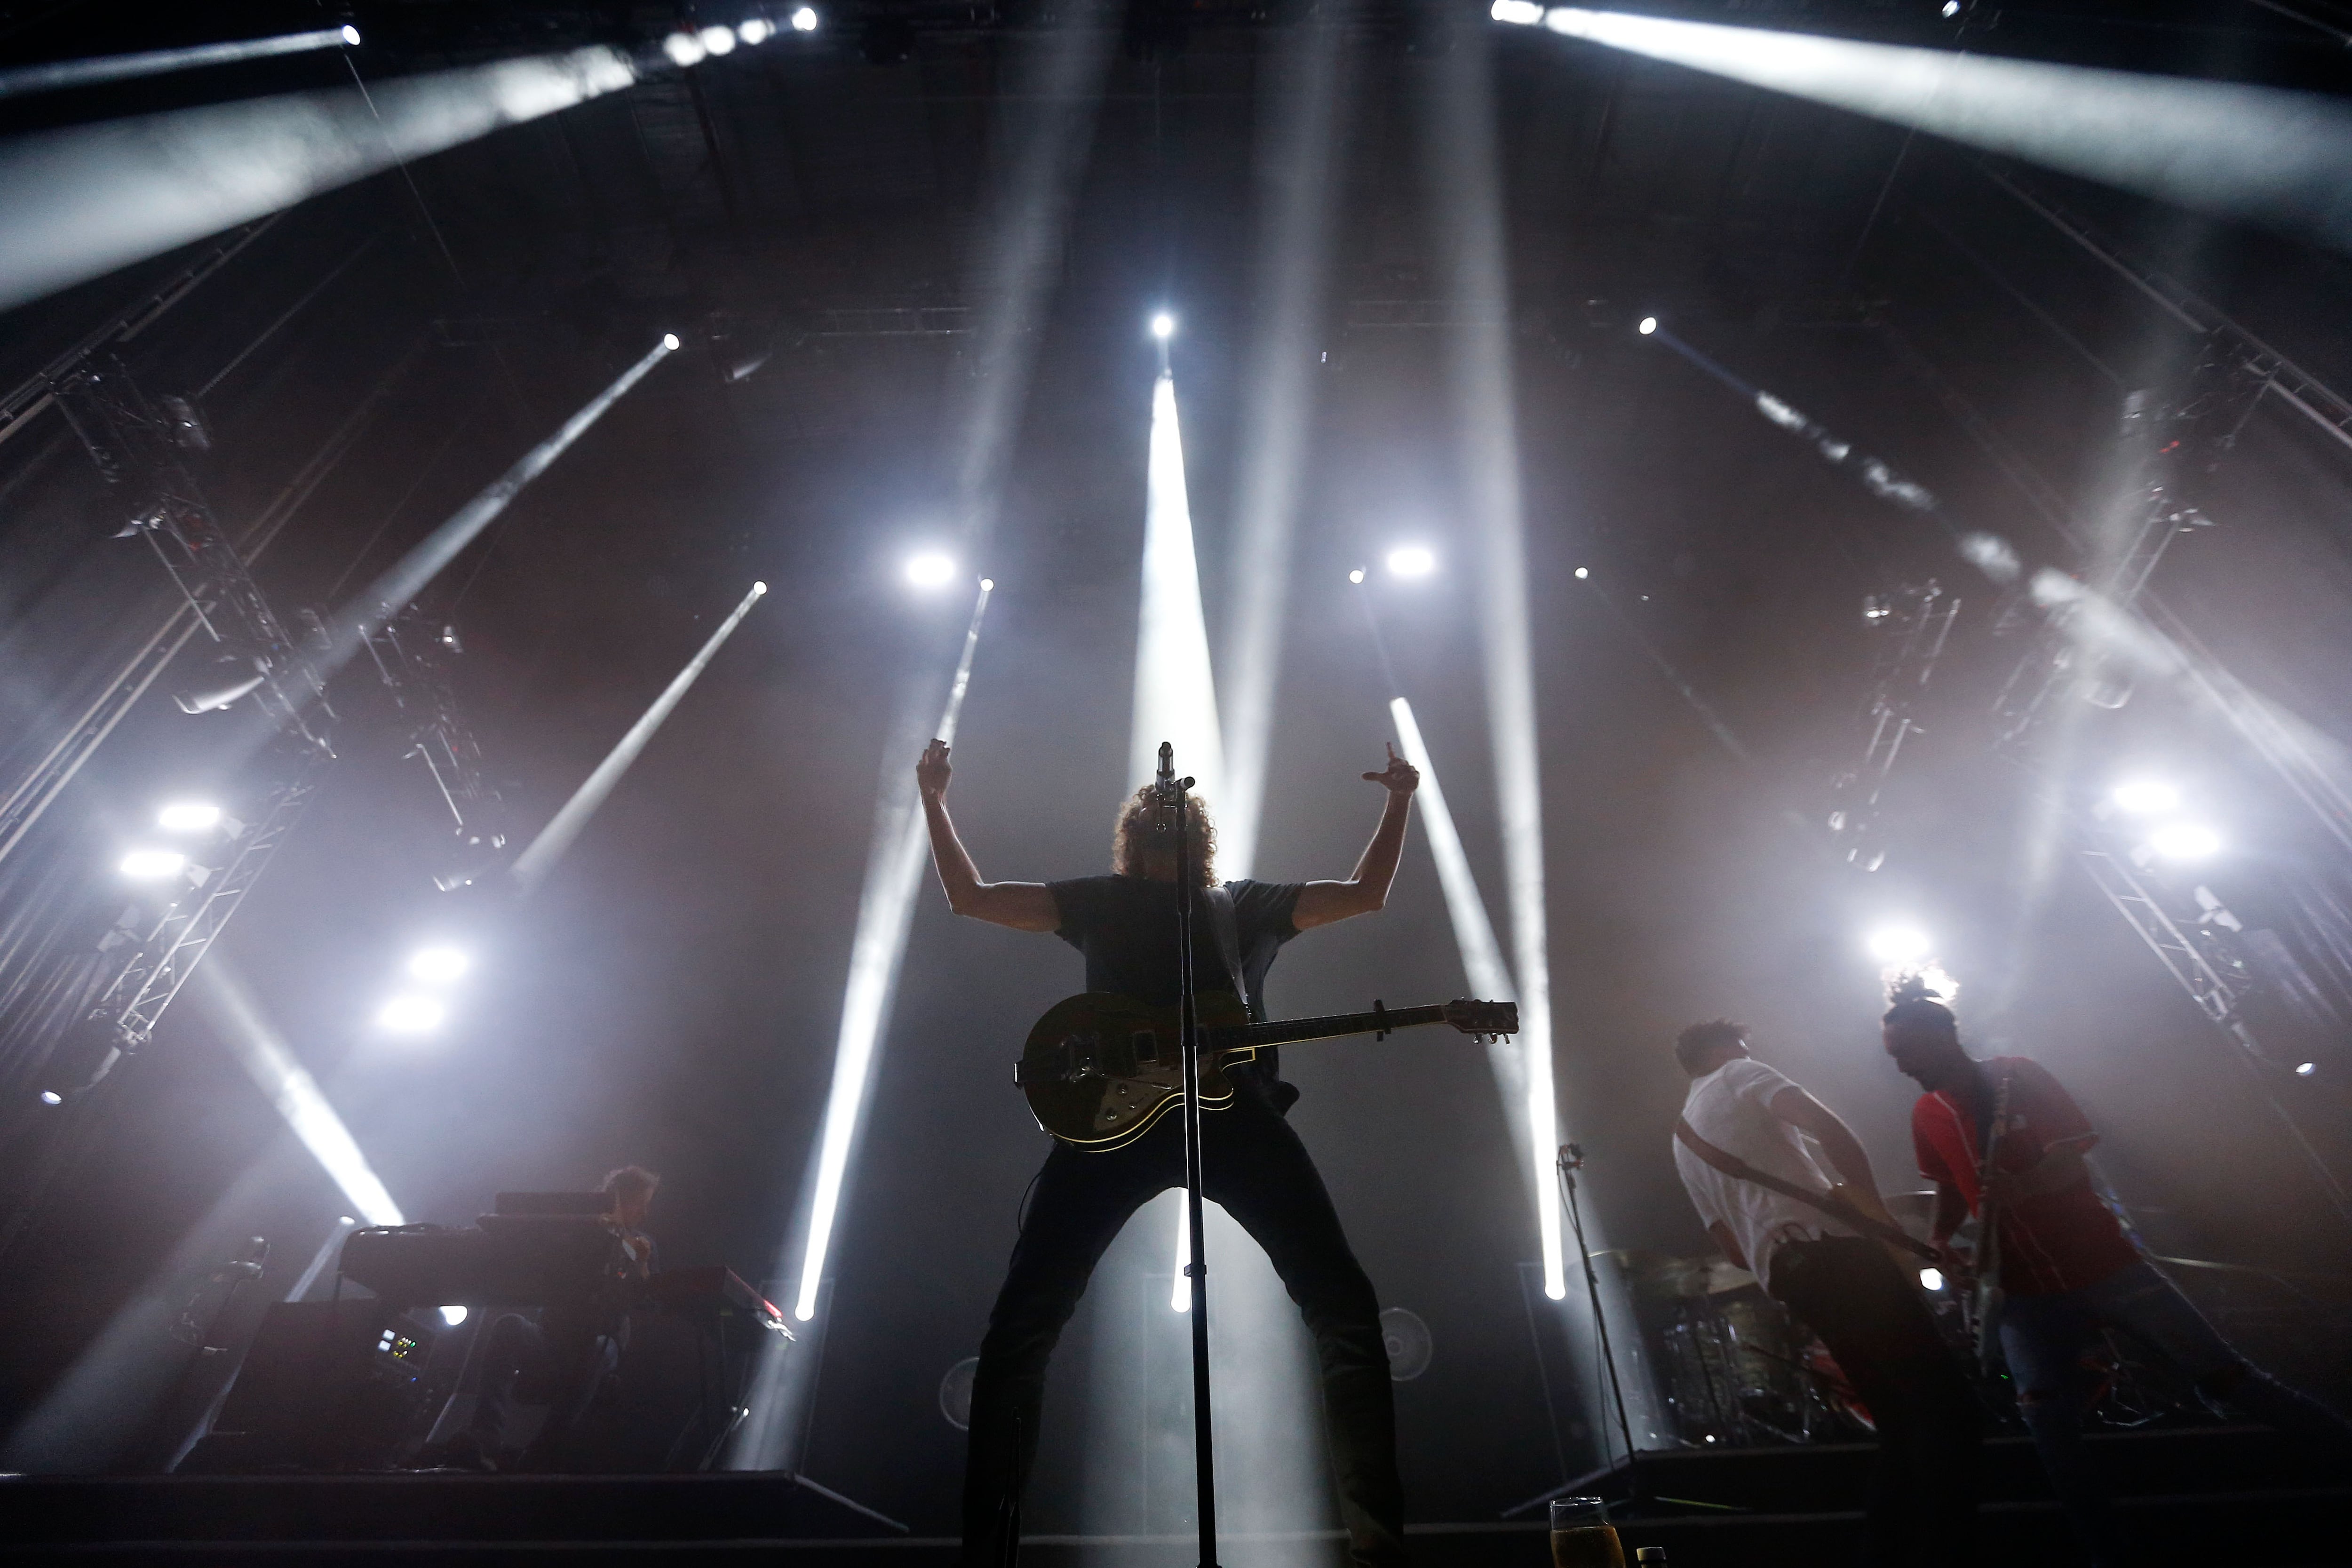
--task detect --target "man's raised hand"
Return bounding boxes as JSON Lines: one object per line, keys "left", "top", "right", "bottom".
{"left": 917, "top": 739, "right": 953, "bottom": 800}
{"left": 1362, "top": 741, "right": 1419, "bottom": 796}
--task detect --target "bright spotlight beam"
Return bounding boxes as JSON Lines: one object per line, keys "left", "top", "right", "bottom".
{"left": 1521, "top": 7, "right": 2352, "bottom": 256}
{"left": 0, "top": 46, "right": 637, "bottom": 314}
{"left": 194, "top": 963, "right": 403, "bottom": 1225}
{"left": 318, "top": 335, "right": 677, "bottom": 689}
{"left": 1429, "top": 33, "right": 1565, "bottom": 1301}
{"left": 1129, "top": 373, "right": 1226, "bottom": 800}
{"left": 792, "top": 580, "right": 996, "bottom": 1322}
{"left": 0, "top": 27, "right": 359, "bottom": 101}
{"left": 1218, "top": 11, "right": 1346, "bottom": 885}
{"left": 512, "top": 581, "right": 768, "bottom": 892}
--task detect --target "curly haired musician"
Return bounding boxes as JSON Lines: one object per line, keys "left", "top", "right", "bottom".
{"left": 917, "top": 737, "right": 1419, "bottom": 1568}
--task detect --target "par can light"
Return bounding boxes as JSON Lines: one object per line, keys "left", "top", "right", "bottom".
{"left": 156, "top": 801, "right": 222, "bottom": 832}
{"left": 374, "top": 994, "right": 446, "bottom": 1034}
{"left": 905, "top": 552, "right": 957, "bottom": 589}
{"left": 119, "top": 848, "right": 188, "bottom": 880}
{"left": 791, "top": 6, "right": 820, "bottom": 30}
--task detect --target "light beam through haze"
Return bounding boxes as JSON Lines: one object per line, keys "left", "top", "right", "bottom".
{"left": 1498, "top": 5, "right": 2352, "bottom": 257}
{"left": 0, "top": 46, "right": 639, "bottom": 313}
{"left": 792, "top": 580, "right": 996, "bottom": 1323}
{"left": 512, "top": 581, "right": 770, "bottom": 891}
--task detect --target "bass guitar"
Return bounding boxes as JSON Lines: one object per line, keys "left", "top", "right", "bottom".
{"left": 1016, "top": 991, "right": 1518, "bottom": 1151}
{"left": 1970, "top": 1068, "right": 2016, "bottom": 1375}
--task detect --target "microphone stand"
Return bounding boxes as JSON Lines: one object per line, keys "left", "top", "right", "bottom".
{"left": 1559, "top": 1143, "right": 1643, "bottom": 1512}
{"left": 1158, "top": 740, "right": 1220, "bottom": 1568}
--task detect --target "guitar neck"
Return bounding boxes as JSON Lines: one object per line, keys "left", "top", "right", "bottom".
{"left": 1228, "top": 1005, "right": 1450, "bottom": 1051}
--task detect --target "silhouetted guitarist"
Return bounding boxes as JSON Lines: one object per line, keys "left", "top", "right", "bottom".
{"left": 918, "top": 736, "right": 1418, "bottom": 1568}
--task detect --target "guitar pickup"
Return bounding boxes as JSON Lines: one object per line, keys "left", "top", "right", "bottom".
{"left": 1016, "top": 1030, "right": 1144, "bottom": 1085}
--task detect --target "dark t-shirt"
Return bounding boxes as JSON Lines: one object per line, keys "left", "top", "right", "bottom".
{"left": 1047, "top": 874, "right": 1305, "bottom": 1105}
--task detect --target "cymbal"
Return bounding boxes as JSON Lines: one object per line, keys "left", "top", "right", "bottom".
{"left": 1882, "top": 1191, "right": 1941, "bottom": 1220}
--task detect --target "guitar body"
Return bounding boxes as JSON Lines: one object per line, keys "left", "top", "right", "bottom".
{"left": 1017, "top": 991, "right": 1257, "bottom": 1151}
{"left": 1014, "top": 990, "right": 1517, "bottom": 1152}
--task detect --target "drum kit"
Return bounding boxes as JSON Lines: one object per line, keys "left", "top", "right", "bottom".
{"left": 1616, "top": 1192, "right": 1955, "bottom": 1448}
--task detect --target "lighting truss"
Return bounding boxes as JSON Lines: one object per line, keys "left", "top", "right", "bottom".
{"left": 1826, "top": 582, "right": 1960, "bottom": 874}
{"left": 60, "top": 742, "right": 333, "bottom": 1096}
{"left": 2075, "top": 840, "right": 2352, "bottom": 1228}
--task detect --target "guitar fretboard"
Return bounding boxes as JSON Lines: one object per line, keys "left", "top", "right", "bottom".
{"left": 1226, "top": 1005, "right": 1450, "bottom": 1050}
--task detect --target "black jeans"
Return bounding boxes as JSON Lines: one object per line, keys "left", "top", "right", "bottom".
{"left": 961, "top": 1092, "right": 1405, "bottom": 1567}
{"left": 1769, "top": 1237, "right": 1981, "bottom": 1568}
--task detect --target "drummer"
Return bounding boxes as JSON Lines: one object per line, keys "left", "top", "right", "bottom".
{"left": 1668, "top": 1019, "right": 1980, "bottom": 1568}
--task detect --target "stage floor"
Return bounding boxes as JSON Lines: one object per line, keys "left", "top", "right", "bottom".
{"left": 2, "top": 1427, "right": 2344, "bottom": 1565}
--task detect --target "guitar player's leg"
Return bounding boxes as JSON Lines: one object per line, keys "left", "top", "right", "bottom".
{"left": 961, "top": 1132, "right": 1174, "bottom": 1566}
{"left": 1203, "top": 1093, "right": 1407, "bottom": 1568}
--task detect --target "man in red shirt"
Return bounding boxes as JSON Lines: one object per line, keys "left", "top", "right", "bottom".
{"left": 1884, "top": 990, "right": 2351, "bottom": 1565}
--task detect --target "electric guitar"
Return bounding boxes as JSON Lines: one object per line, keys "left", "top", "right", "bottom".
{"left": 1015, "top": 991, "right": 1518, "bottom": 1151}
{"left": 1970, "top": 1068, "right": 2016, "bottom": 1375}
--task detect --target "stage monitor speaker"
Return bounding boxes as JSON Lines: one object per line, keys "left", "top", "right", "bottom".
{"left": 176, "top": 1300, "right": 464, "bottom": 1472}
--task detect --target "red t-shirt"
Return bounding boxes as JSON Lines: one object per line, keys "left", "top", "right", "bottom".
{"left": 1911, "top": 1057, "right": 2138, "bottom": 1296}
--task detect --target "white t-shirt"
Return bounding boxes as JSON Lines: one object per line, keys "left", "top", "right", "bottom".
{"left": 1672, "top": 1056, "right": 1855, "bottom": 1294}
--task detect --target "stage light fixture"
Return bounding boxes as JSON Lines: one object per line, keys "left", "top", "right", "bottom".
{"left": 2297, "top": 1061, "right": 2317, "bottom": 1077}
{"left": 374, "top": 994, "right": 445, "bottom": 1034}
{"left": 662, "top": 333, "right": 681, "bottom": 351}
{"left": 1867, "top": 925, "right": 1931, "bottom": 964}
{"left": 1385, "top": 545, "right": 1437, "bottom": 579}
{"left": 2112, "top": 777, "right": 2181, "bottom": 815}
{"left": 1941, "top": 0, "right": 1960, "bottom": 15}
{"left": 1150, "top": 312, "right": 1176, "bottom": 340}
{"left": 1491, "top": 0, "right": 1544, "bottom": 20}
{"left": 156, "top": 802, "right": 222, "bottom": 833}
{"left": 699, "top": 24, "right": 738, "bottom": 54}
{"left": 2149, "top": 822, "right": 2221, "bottom": 860}
{"left": 663, "top": 31, "right": 706, "bottom": 65}
{"left": 791, "top": 6, "right": 820, "bottom": 30}
{"left": 119, "top": 848, "right": 187, "bottom": 880}
{"left": 1574, "top": 567, "right": 1589, "bottom": 579}
{"left": 39, "top": 1090, "right": 62, "bottom": 1106}
{"left": 1919, "top": 1267, "right": 1945, "bottom": 1291}
{"left": 1638, "top": 317, "right": 1657, "bottom": 335}
{"left": 753, "top": 581, "right": 768, "bottom": 595}
{"left": 739, "top": 18, "right": 774, "bottom": 44}
{"left": 438, "top": 1305, "right": 468, "bottom": 1326}
{"left": 1348, "top": 568, "right": 1366, "bottom": 584}
{"left": 2109, "top": 779, "right": 2179, "bottom": 815}
{"left": 407, "top": 946, "right": 470, "bottom": 985}
{"left": 979, "top": 577, "right": 995, "bottom": 591}
{"left": 905, "top": 552, "right": 958, "bottom": 589}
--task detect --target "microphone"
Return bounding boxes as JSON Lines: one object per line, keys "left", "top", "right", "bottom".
{"left": 1155, "top": 741, "right": 1176, "bottom": 833}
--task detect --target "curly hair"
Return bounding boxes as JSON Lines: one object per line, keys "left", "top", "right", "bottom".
{"left": 1673, "top": 1019, "right": 1748, "bottom": 1075}
{"left": 1882, "top": 972, "right": 1958, "bottom": 1035}
{"left": 1111, "top": 785, "right": 1217, "bottom": 887}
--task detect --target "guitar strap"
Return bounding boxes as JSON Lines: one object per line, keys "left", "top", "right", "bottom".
{"left": 1201, "top": 884, "right": 1247, "bottom": 1015}
{"left": 1673, "top": 1118, "right": 1938, "bottom": 1262}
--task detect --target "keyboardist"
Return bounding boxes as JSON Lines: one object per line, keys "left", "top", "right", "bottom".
{"left": 421, "top": 1164, "right": 662, "bottom": 1471}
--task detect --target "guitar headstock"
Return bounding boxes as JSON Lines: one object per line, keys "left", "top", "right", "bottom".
{"left": 1443, "top": 999, "right": 1518, "bottom": 1037}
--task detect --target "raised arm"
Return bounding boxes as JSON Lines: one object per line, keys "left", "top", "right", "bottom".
{"left": 1292, "top": 744, "right": 1419, "bottom": 931}
{"left": 917, "top": 740, "right": 1060, "bottom": 931}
